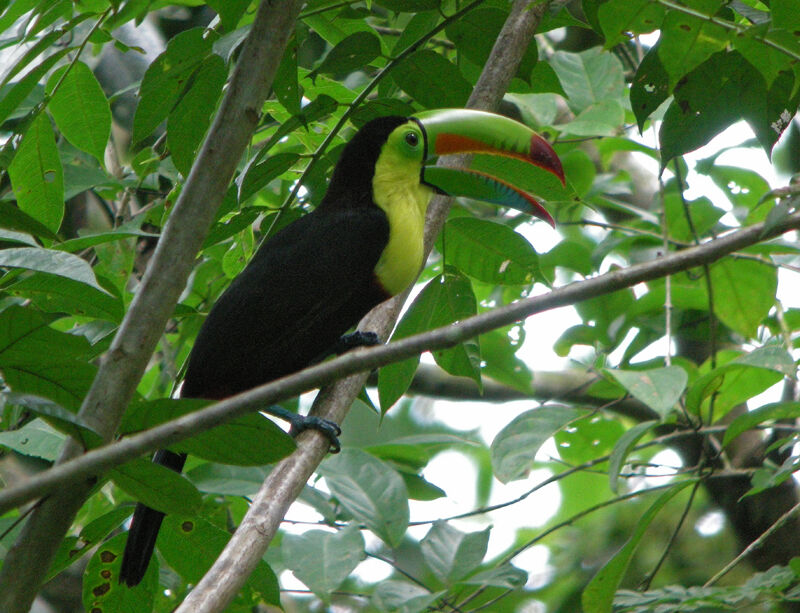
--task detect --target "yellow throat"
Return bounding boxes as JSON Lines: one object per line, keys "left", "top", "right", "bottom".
{"left": 371, "top": 142, "right": 433, "bottom": 296}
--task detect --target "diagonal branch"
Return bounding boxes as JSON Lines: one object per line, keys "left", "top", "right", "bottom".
{"left": 0, "top": 212, "right": 799, "bottom": 519}
{"left": 0, "top": 1, "right": 303, "bottom": 610}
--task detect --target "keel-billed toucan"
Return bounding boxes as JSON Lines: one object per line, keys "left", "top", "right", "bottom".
{"left": 119, "top": 109, "right": 565, "bottom": 586}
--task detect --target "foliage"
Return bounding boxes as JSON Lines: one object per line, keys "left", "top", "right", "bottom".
{"left": 1, "top": 0, "right": 800, "bottom": 612}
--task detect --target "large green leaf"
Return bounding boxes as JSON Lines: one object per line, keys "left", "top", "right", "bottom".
{"left": 132, "top": 27, "right": 214, "bottom": 144}
{"left": 318, "top": 449, "right": 409, "bottom": 547}
{"left": 390, "top": 50, "right": 471, "bottom": 109}
{"left": 443, "top": 217, "right": 541, "bottom": 285}
{"left": 606, "top": 366, "right": 687, "bottom": 417}
{"left": 159, "top": 515, "right": 280, "bottom": 604}
{"left": 282, "top": 526, "right": 365, "bottom": 601}
{"left": 491, "top": 405, "right": 586, "bottom": 483}
{"left": 120, "top": 399, "right": 296, "bottom": 465}
{"left": 0, "top": 305, "right": 96, "bottom": 410}
{"left": 168, "top": 53, "right": 227, "bottom": 176}
{"left": 710, "top": 258, "right": 777, "bottom": 338}
{"left": 0, "top": 247, "right": 111, "bottom": 293}
{"left": 630, "top": 44, "right": 670, "bottom": 132}
{"left": 8, "top": 114, "right": 64, "bottom": 233}
{"left": 657, "top": 0, "right": 728, "bottom": 86}
{"left": 0, "top": 418, "right": 64, "bottom": 461}
{"left": 598, "top": 0, "right": 664, "bottom": 47}
{"left": 420, "top": 522, "right": 490, "bottom": 584}
{"left": 46, "top": 61, "right": 111, "bottom": 164}
{"left": 723, "top": 401, "right": 800, "bottom": 448}
{"left": 582, "top": 481, "right": 697, "bottom": 613}
{"left": 111, "top": 458, "right": 202, "bottom": 516}
{"left": 378, "top": 272, "right": 480, "bottom": 413}
{"left": 310, "top": 30, "right": 381, "bottom": 78}
{"left": 82, "top": 533, "right": 158, "bottom": 613}
{"left": 8, "top": 273, "right": 123, "bottom": 322}
{"left": 550, "top": 47, "right": 625, "bottom": 114}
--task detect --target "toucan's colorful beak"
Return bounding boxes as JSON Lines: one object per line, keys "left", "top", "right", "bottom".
{"left": 412, "top": 109, "right": 564, "bottom": 227}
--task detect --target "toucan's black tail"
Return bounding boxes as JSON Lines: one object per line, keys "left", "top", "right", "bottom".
{"left": 119, "top": 449, "right": 187, "bottom": 587}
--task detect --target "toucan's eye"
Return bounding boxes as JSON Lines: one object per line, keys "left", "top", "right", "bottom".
{"left": 405, "top": 131, "right": 419, "bottom": 147}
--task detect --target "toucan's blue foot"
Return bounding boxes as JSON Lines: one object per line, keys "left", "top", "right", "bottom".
{"left": 265, "top": 405, "right": 341, "bottom": 453}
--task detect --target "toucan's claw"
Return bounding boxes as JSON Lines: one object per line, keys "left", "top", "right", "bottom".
{"left": 265, "top": 405, "right": 342, "bottom": 453}
{"left": 333, "top": 331, "right": 381, "bottom": 354}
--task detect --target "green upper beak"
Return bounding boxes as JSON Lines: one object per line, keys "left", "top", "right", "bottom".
{"left": 412, "top": 109, "right": 564, "bottom": 227}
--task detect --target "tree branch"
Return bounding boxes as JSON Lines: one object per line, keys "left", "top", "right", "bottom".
{"left": 395, "top": 365, "right": 660, "bottom": 422}
{"left": 0, "top": 1, "right": 303, "bottom": 610}
{"left": 1, "top": 212, "right": 799, "bottom": 519}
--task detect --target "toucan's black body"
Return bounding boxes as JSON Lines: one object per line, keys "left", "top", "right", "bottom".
{"left": 119, "top": 111, "right": 564, "bottom": 587}
{"left": 119, "top": 118, "right": 405, "bottom": 586}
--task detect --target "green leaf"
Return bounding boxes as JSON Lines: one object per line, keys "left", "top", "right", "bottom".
{"left": 607, "top": 366, "right": 687, "bottom": 416}
{"left": 630, "top": 44, "right": 670, "bottom": 132}
{"left": 420, "top": 522, "right": 490, "bottom": 584}
{"left": 273, "top": 36, "right": 301, "bottom": 115}
{"left": 491, "top": 405, "right": 586, "bottom": 483}
{"left": 310, "top": 30, "right": 381, "bottom": 78}
{"left": 46, "top": 61, "right": 111, "bottom": 164}
{"left": 207, "top": 0, "right": 250, "bottom": 32}
{"left": 8, "top": 114, "right": 64, "bottom": 233}
{"left": 237, "top": 152, "right": 299, "bottom": 202}
{"left": 371, "top": 580, "right": 441, "bottom": 613}
{"left": 598, "top": 0, "right": 664, "bottom": 47}
{"left": 0, "top": 247, "right": 111, "bottom": 293}
{"left": 0, "top": 48, "right": 70, "bottom": 127}
{"left": 186, "top": 463, "right": 271, "bottom": 496}
{"left": 685, "top": 346, "right": 792, "bottom": 418}
{"left": 711, "top": 258, "right": 777, "bottom": 338}
{"left": 561, "top": 99, "right": 625, "bottom": 137}
{"left": 132, "top": 27, "right": 213, "bottom": 144}
{"left": 111, "top": 458, "right": 202, "bottom": 516}
{"left": 658, "top": 50, "right": 794, "bottom": 165}
{"left": 444, "top": 217, "right": 541, "bottom": 285}
{"left": 168, "top": 53, "right": 226, "bottom": 176}
{"left": 121, "top": 399, "right": 296, "bottom": 465}
{"left": 0, "top": 418, "right": 64, "bottom": 461}
{"left": 82, "top": 533, "right": 158, "bottom": 613}
{"left": 657, "top": 1, "right": 728, "bottom": 86}
{"left": 724, "top": 401, "right": 800, "bottom": 448}
{"left": 378, "top": 272, "right": 480, "bottom": 413}
{"left": 0, "top": 305, "right": 96, "bottom": 410}
{"left": 446, "top": 8, "right": 535, "bottom": 72}
{"left": 3, "top": 393, "right": 102, "bottom": 448}
{"left": 282, "top": 526, "right": 365, "bottom": 600}
{"left": 459, "top": 564, "right": 528, "bottom": 589}
{"left": 582, "top": 480, "right": 696, "bottom": 613}
{"left": 608, "top": 421, "right": 658, "bottom": 493}
{"left": 8, "top": 273, "right": 124, "bottom": 322}
{"left": 159, "top": 515, "right": 280, "bottom": 604}
{"left": 48, "top": 506, "right": 132, "bottom": 580}
{"left": 550, "top": 47, "right": 625, "bottom": 114}
{"left": 318, "top": 449, "right": 409, "bottom": 547}
{"left": 390, "top": 49, "right": 471, "bottom": 109}
{"left": 175, "top": 412, "right": 295, "bottom": 465}
{"left": 0, "top": 201, "right": 60, "bottom": 241}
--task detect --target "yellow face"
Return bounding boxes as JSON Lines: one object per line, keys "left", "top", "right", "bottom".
{"left": 371, "top": 121, "right": 434, "bottom": 296}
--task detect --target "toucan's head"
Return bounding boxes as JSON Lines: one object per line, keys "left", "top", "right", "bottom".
{"left": 323, "top": 109, "right": 564, "bottom": 226}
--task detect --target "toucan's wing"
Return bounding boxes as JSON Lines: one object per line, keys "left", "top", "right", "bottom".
{"left": 181, "top": 206, "right": 390, "bottom": 400}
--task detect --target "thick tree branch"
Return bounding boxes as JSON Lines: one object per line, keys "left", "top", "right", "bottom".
{"left": 0, "top": 1, "right": 303, "bottom": 610}
{"left": 1, "top": 212, "right": 799, "bottom": 519}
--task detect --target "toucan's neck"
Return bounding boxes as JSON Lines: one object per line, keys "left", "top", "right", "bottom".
{"left": 319, "top": 116, "right": 408, "bottom": 210}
